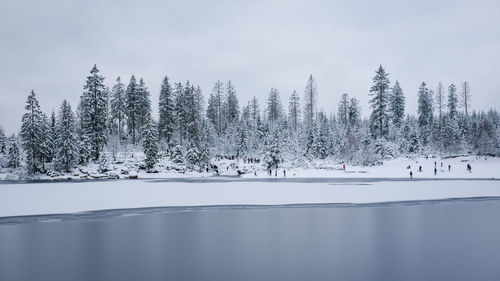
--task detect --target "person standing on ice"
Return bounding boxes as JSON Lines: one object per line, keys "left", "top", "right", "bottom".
{"left": 418, "top": 166, "right": 422, "bottom": 172}
{"left": 283, "top": 170, "right": 286, "bottom": 177}
{"left": 343, "top": 164, "right": 346, "bottom": 170}
{"left": 448, "top": 164, "right": 451, "bottom": 172}
{"left": 434, "top": 168, "right": 437, "bottom": 175}
{"left": 410, "top": 171, "right": 413, "bottom": 179}
{"left": 467, "top": 163, "right": 472, "bottom": 172}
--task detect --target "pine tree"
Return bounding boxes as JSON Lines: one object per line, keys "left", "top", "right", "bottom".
{"left": 338, "top": 93, "right": 349, "bottom": 127}
{"left": 136, "top": 78, "right": 152, "bottom": 134}
{"left": 7, "top": 137, "right": 20, "bottom": 168}
{"left": 158, "top": 76, "right": 176, "bottom": 148}
{"left": 288, "top": 90, "right": 300, "bottom": 131}
{"left": 461, "top": 81, "right": 471, "bottom": 117}
{"left": 348, "top": 97, "right": 360, "bottom": 128}
{"left": 171, "top": 144, "right": 184, "bottom": 163}
{"left": 303, "top": 74, "right": 317, "bottom": 129}
{"left": 313, "top": 113, "right": 330, "bottom": 159}
{"left": 369, "top": 65, "right": 391, "bottom": 139}
{"left": 80, "top": 64, "right": 108, "bottom": 160}
{"left": 390, "top": 81, "right": 405, "bottom": 128}
{"left": 198, "top": 120, "right": 211, "bottom": 168}
{"left": 448, "top": 84, "right": 458, "bottom": 121}
{"left": 235, "top": 122, "right": 248, "bottom": 158}
{"left": 54, "top": 100, "right": 78, "bottom": 172}
{"left": 39, "top": 113, "right": 54, "bottom": 170}
{"left": 417, "top": 82, "right": 434, "bottom": 146}
{"left": 206, "top": 80, "right": 224, "bottom": 135}
{"left": 110, "top": 76, "right": 127, "bottom": 141}
{"left": 126, "top": 75, "right": 140, "bottom": 144}
{"left": 223, "top": 80, "right": 239, "bottom": 127}
{"left": 20, "top": 90, "right": 44, "bottom": 174}
{"left": 185, "top": 139, "right": 199, "bottom": 170}
{"left": 0, "top": 126, "right": 6, "bottom": 154}
{"left": 264, "top": 129, "right": 282, "bottom": 169}
{"left": 142, "top": 114, "right": 159, "bottom": 170}
{"left": 266, "top": 88, "right": 283, "bottom": 123}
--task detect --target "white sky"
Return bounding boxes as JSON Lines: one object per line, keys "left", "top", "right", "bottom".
{"left": 1, "top": 0, "right": 499, "bottom": 134}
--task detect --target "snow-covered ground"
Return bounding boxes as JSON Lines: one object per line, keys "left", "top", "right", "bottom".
{"left": 1, "top": 178, "right": 500, "bottom": 218}
{"left": 1, "top": 155, "right": 497, "bottom": 180}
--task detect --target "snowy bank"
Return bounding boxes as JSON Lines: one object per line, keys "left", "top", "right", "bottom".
{"left": 1, "top": 178, "right": 500, "bottom": 218}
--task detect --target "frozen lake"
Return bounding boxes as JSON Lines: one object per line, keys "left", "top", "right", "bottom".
{"left": 1, "top": 198, "right": 500, "bottom": 281}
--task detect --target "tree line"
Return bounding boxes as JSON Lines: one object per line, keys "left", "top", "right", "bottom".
{"left": 1, "top": 64, "right": 498, "bottom": 175}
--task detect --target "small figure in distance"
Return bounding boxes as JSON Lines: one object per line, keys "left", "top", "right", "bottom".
{"left": 434, "top": 168, "right": 437, "bottom": 175}
{"left": 407, "top": 165, "right": 411, "bottom": 169}
{"left": 410, "top": 171, "right": 413, "bottom": 179}
{"left": 448, "top": 164, "right": 451, "bottom": 172}
{"left": 283, "top": 169, "right": 286, "bottom": 177}
{"left": 418, "top": 166, "right": 422, "bottom": 172}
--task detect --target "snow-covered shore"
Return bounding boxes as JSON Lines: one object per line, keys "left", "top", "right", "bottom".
{"left": 1, "top": 155, "right": 498, "bottom": 181}
{"left": 1, "top": 177, "right": 500, "bottom": 218}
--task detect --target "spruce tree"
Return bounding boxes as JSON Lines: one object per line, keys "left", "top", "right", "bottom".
{"left": 390, "top": 81, "right": 405, "bottom": 128}
{"left": 0, "top": 126, "right": 6, "bottom": 154}
{"left": 369, "top": 65, "right": 391, "bottom": 139}
{"left": 223, "top": 80, "right": 239, "bottom": 127}
{"left": 7, "top": 137, "right": 20, "bottom": 168}
{"left": 348, "top": 97, "right": 360, "bottom": 128}
{"left": 417, "top": 82, "right": 433, "bottom": 146}
{"left": 126, "top": 75, "right": 140, "bottom": 144}
{"left": 338, "top": 93, "right": 349, "bottom": 127}
{"left": 288, "top": 91, "right": 300, "bottom": 131}
{"left": 110, "top": 77, "right": 127, "bottom": 141}
{"left": 171, "top": 144, "right": 184, "bottom": 164}
{"left": 80, "top": 64, "right": 108, "bottom": 160}
{"left": 158, "top": 76, "right": 175, "bottom": 148}
{"left": 54, "top": 100, "right": 78, "bottom": 172}
{"left": 303, "top": 74, "right": 317, "bottom": 129}
{"left": 207, "top": 80, "right": 224, "bottom": 135}
{"left": 266, "top": 88, "right": 283, "bottom": 123}
{"left": 142, "top": 114, "right": 159, "bottom": 170}
{"left": 20, "top": 90, "right": 44, "bottom": 174}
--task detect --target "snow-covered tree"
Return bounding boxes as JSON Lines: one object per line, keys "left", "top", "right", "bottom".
{"left": 460, "top": 81, "right": 471, "bottom": 117}
{"left": 110, "top": 76, "right": 127, "bottom": 141}
{"left": 235, "top": 122, "right": 248, "bottom": 158}
{"left": 389, "top": 81, "right": 405, "bottom": 128}
{"left": 206, "top": 80, "right": 224, "bottom": 135}
{"left": 136, "top": 78, "right": 152, "bottom": 134}
{"left": 171, "top": 144, "right": 184, "bottom": 163}
{"left": 348, "top": 97, "right": 360, "bottom": 128}
{"left": 142, "top": 114, "right": 159, "bottom": 170}
{"left": 369, "top": 65, "right": 391, "bottom": 139}
{"left": 7, "top": 137, "right": 20, "bottom": 168}
{"left": 20, "top": 90, "right": 44, "bottom": 174}
{"left": 266, "top": 88, "right": 283, "bottom": 123}
{"left": 223, "top": 80, "right": 239, "bottom": 127}
{"left": 54, "top": 100, "right": 78, "bottom": 172}
{"left": 303, "top": 74, "right": 317, "bottom": 129}
{"left": 417, "top": 82, "right": 434, "bottom": 146}
{"left": 80, "top": 64, "right": 108, "bottom": 160}
{"left": 448, "top": 84, "right": 459, "bottom": 121}
{"left": 264, "top": 129, "right": 282, "bottom": 169}
{"left": 158, "top": 76, "right": 175, "bottom": 148}
{"left": 126, "top": 75, "right": 140, "bottom": 144}
{"left": 0, "top": 126, "right": 6, "bottom": 154}
{"left": 338, "top": 93, "right": 349, "bottom": 127}
{"left": 288, "top": 90, "right": 300, "bottom": 131}
{"left": 185, "top": 139, "right": 199, "bottom": 170}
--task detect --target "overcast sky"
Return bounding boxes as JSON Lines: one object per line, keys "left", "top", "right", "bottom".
{"left": 1, "top": 0, "right": 499, "bottom": 134}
